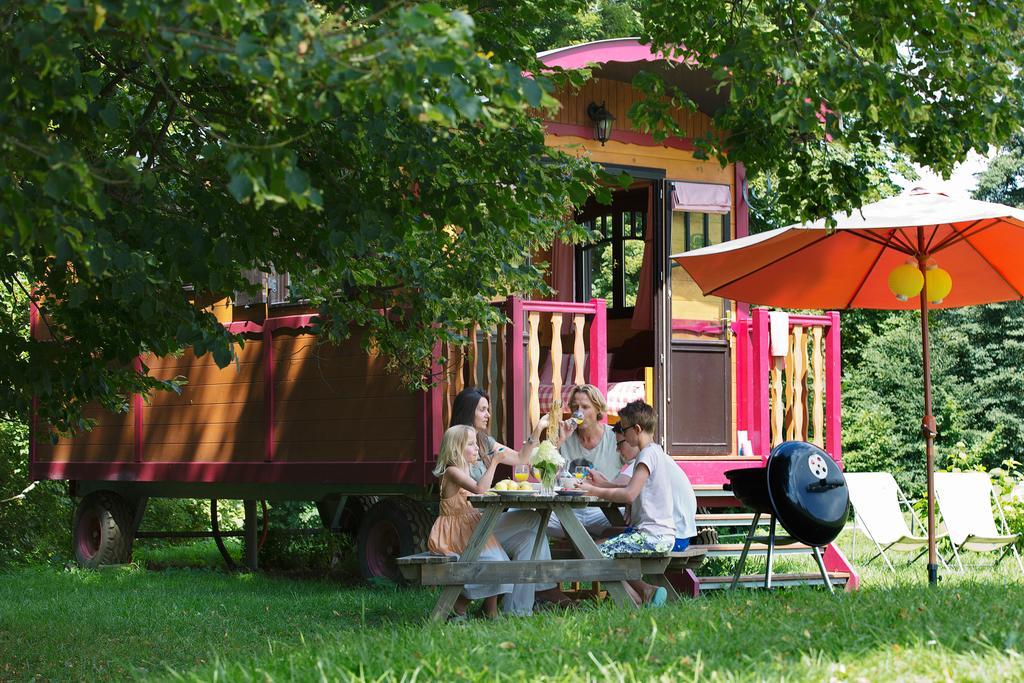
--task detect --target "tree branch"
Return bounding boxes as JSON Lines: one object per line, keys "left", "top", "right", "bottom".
{"left": 145, "top": 100, "right": 177, "bottom": 171}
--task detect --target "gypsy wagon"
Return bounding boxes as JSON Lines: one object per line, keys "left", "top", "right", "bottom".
{"left": 31, "top": 39, "right": 854, "bottom": 586}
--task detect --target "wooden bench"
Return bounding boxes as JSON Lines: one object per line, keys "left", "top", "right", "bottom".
{"left": 396, "top": 552, "right": 454, "bottom": 584}
{"left": 400, "top": 554, "right": 672, "bottom": 586}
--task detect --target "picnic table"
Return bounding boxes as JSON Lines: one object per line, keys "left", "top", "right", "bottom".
{"left": 399, "top": 492, "right": 680, "bottom": 622}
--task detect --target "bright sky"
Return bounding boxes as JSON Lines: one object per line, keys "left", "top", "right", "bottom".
{"left": 894, "top": 149, "right": 992, "bottom": 199}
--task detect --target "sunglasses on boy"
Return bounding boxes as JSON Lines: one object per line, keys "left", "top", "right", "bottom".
{"left": 614, "top": 421, "right": 639, "bottom": 435}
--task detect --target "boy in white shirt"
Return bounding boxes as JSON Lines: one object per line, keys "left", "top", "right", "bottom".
{"left": 579, "top": 400, "right": 675, "bottom": 607}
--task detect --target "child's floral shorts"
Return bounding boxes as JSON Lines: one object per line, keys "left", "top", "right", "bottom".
{"left": 599, "top": 530, "right": 673, "bottom": 558}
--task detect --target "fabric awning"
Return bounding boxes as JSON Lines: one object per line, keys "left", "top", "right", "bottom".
{"left": 671, "top": 182, "right": 731, "bottom": 214}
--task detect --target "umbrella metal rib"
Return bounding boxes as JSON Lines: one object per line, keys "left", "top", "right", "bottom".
{"left": 843, "top": 232, "right": 898, "bottom": 310}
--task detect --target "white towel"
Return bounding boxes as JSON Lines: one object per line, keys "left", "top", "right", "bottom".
{"left": 769, "top": 311, "right": 790, "bottom": 357}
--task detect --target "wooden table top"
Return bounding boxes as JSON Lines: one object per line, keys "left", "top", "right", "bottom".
{"left": 467, "top": 492, "right": 605, "bottom": 507}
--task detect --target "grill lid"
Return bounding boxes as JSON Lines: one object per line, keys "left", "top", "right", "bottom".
{"left": 766, "top": 441, "right": 849, "bottom": 546}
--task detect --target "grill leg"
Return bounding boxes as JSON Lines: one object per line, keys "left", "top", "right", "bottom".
{"left": 730, "top": 512, "right": 761, "bottom": 590}
{"left": 764, "top": 516, "right": 777, "bottom": 589}
{"left": 811, "top": 545, "right": 834, "bottom": 594}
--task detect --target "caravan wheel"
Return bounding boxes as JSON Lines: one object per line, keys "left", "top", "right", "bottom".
{"left": 73, "top": 492, "right": 134, "bottom": 567}
{"left": 356, "top": 497, "right": 432, "bottom": 583}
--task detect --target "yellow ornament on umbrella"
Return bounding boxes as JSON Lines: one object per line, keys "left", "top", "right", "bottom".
{"left": 925, "top": 266, "right": 952, "bottom": 304}
{"left": 887, "top": 262, "right": 924, "bottom": 301}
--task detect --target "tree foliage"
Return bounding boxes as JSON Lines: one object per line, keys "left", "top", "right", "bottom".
{"left": 0, "top": 0, "right": 606, "bottom": 432}
{"left": 975, "top": 135, "right": 1024, "bottom": 209}
{"left": 638, "top": 0, "right": 1024, "bottom": 225}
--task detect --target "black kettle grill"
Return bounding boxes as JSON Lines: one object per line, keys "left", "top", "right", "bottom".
{"left": 724, "top": 441, "right": 849, "bottom": 592}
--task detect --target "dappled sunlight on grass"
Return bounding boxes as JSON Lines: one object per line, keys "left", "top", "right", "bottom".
{"left": 2, "top": 538, "right": 1023, "bottom": 681}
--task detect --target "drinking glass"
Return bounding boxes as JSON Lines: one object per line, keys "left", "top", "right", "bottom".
{"left": 573, "top": 465, "right": 589, "bottom": 480}
{"left": 513, "top": 464, "right": 530, "bottom": 483}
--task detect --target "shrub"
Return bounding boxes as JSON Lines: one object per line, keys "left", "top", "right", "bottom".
{"left": 0, "top": 420, "right": 72, "bottom": 567}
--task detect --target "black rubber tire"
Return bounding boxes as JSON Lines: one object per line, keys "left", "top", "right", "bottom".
{"left": 72, "top": 491, "right": 135, "bottom": 567}
{"left": 318, "top": 495, "right": 380, "bottom": 536}
{"left": 356, "top": 497, "right": 433, "bottom": 583}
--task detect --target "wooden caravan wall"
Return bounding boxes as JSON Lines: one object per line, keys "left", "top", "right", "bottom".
{"left": 551, "top": 78, "right": 714, "bottom": 140}
{"left": 271, "top": 332, "right": 417, "bottom": 463}
{"left": 35, "top": 330, "right": 419, "bottom": 471}
{"left": 143, "top": 341, "right": 264, "bottom": 462}
{"left": 33, "top": 405, "right": 135, "bottom": 464}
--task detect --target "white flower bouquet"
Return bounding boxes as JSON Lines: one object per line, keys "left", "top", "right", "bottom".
{"left": 531, "top": 440, "right": 565, "bottom": 490}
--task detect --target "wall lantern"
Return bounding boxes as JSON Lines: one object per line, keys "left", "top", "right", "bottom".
{"left": 587, "top": 101, "right": 615, "bottom": 146}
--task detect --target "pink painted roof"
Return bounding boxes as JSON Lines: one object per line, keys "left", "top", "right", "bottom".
{"left": 537, "top": 38, "right": 723, "bottom": 114}
{"left": 537, "top": 38, "right": 689, "bottom": 69}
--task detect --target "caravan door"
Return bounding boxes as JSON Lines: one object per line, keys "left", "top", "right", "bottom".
{"left": 661, "top": 180, "right": 733, "bottom": 456}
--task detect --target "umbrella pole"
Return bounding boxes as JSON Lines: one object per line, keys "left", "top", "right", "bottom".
{"left": 918, "top": 251, "right": 939, "bottom": 586}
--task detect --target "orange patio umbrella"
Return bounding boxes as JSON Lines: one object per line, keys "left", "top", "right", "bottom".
{"left": 672, "top": 187, "right": 1024, "bottom": 585}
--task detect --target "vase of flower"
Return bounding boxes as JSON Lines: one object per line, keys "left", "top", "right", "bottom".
{"left": 531, "top": 441, "right": 564, "bottom": 496}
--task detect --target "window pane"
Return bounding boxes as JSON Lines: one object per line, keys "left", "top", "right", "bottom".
{"left": 689, "top": 212, "right": 708, "bottom": 250}
{"left": 623, "top": 239, "right": 644, "bottom": 307}
{"left": 589, "top": 241, "right": 614, "bottom": 304}
{"left": 670, "top": 211, "right": 727, "bottom": 338}
{"left": 707, "top": 213, "right": 725, "bottom": 246}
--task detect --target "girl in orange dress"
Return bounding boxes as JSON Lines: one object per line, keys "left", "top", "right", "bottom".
{"left": 428, "top": 424, "right": 513, "bottom": 619}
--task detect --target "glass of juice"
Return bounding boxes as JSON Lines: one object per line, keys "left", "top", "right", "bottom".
{"left": 513, "top": 464, "right": 530, "bottom": 483}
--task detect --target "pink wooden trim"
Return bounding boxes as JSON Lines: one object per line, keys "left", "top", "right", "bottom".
{"left": 825, "top": 311, "right": 843, "bottom": 464}
{"left": 732, "top": 318, "right": 751, "bottom": 437}
{"left": 225, "top": 320, "right": 263, "bottom": 334}
{"left": 30, "top": 460, "right": 424, "bottom": 485}
{"left": 520, "top": 299, "right": 601, "bottom": 315}
{"left": 588, "top": 298, "right": 608, "bottom": 411}
{"left": 506, "top": 296, "right": 526, "bottom": 450}
{"left": 750, "top": 308, "right": 771, "bottom": 457}
{"left": 677, "top": 457, "right": 762, "bottom": 485}
{"left": 132, "top": 357, "right": 144, "bottom": 464}
{"left": 263, "top": 314, "right": 317, "bottom": 333}
{"left": 733, "top": 159, "right": 752, "bottom": 434}
{"left": 223, "top": 314, "right": 317, "bottom": 335}
{"left": 670, "top": 569, "right": 701, "bottom": 599}
{"left": 786, "top": 314, "right": 833, "bottom": 327}
{"left": 263, "top": 326, "right": 275, "bottom": 462}
{"left": 672, "top": 318, "right": 722, "bottom": 335}
{"left": 823, "top": 542, "right": 860, "bottom": 591}
{"left": 544, "top": 122, "right": 696, "bottom": 151}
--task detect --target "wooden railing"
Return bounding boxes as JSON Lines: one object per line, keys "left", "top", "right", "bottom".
{"left": 435, "top": 296, "right": 608, "bottom": 452}
{"left": 736, "top": 308, "right": 841, "bottom": 463}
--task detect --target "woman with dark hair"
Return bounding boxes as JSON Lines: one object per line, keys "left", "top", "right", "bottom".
{"left": 449, "top": 387, "right": 572, "bottom": 613}
{"left": 450, "top": 387, "right": 548, "bottom": 474}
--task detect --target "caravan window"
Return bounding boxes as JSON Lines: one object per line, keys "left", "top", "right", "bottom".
{"left": 575, "top": 188, "right": 648, "bottom": 315}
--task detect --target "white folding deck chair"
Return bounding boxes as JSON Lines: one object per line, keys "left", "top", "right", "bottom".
{"left": 845, "top": 472, "right": 946, "bottom": 570}
{"left": 934, "top": 471, "right": 1024, "bottom": 574}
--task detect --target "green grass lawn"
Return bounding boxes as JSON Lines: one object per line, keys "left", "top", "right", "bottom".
{"left": 2, "top": 537, "right": 1023, "bottom": 682}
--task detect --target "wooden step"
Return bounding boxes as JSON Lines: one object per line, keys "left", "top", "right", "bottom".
{"left": 698, "top": 572, "right": 850, "bottom": 591}
{"left": 695, "top": 513, "right": 769, "bottom": 527}
{"left": 691, "top": 542, "right": 813, "bottom": 557}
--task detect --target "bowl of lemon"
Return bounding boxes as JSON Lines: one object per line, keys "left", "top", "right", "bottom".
{"left": 491, "top": 479, "right": 538, "bottom": 494}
